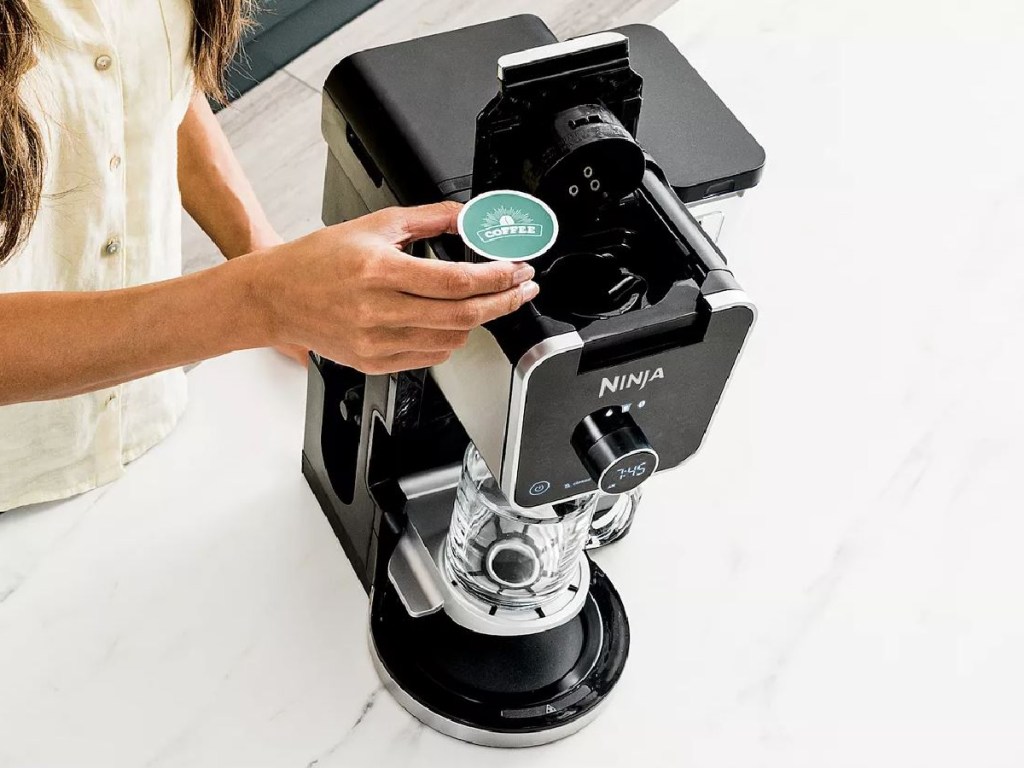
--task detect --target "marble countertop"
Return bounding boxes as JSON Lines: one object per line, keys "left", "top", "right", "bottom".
{"left": 3, "top": 1, "right": 1024, "bottom": 766}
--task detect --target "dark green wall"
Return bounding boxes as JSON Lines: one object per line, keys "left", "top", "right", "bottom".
{"left": 224, "top": 0, "right": 380, "bottom": 100}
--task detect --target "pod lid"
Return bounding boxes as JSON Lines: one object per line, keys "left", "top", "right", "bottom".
{"left": 457, "top": 190, "right": 559, "bottom": 262}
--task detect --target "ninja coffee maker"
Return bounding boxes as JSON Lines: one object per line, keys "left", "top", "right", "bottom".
{"left": 302, "top": 16, "right": 763, "bottom": 747}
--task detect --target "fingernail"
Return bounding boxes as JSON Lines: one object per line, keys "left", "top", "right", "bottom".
{"left": 512, "top": 264, "right": 535, "bottom": 283}
{"left": 521, "top": 280, "right": 540, "bottom": 301}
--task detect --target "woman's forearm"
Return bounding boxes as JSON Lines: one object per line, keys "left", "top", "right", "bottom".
{"left": 1, "top": 202, "right": 539, "bottom": 407}
{"left": 178, "top": 91, "right": 280, "bottom": 259}
{"left": 0, "top": 257, "right": 267, "bottom": 405}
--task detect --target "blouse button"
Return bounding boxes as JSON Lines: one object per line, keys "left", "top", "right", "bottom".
{"left": 94, "top": 54, "right": 113, "bottom": 71}
{"left": 109, "top": 155, "right": 122, "bottom": 171}
{"left": 104, "top": 238, "right": 121, "bottom": 256}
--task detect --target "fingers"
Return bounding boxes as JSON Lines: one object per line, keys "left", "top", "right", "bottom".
{"left": 373, "top": 201, "right": 462, "bottom": 245}
{"left": 273, "top": 343, "right": 310, "bottom": 366}
{"left": 378, "top": 281, "right": 539, "bottom": 329}
{"left": 362, "top": 328, "right": 470, "bottom": 356}
{"left": 386, "top": 255, "right": 535, "bottom": 300}
{"left": 353, "top": 350, "right": 454, "bottom": 375}
{"left": 357, "top": 203, "right": 537, "bottom": 300}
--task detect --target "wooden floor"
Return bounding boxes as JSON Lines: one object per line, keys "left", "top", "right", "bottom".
{"left": 182, "top": 0, "right": 676, "bottom": 274}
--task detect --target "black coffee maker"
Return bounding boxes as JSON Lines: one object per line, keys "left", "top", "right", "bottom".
{"left": 303, "top": 16, "right": 763, "bottom": 747}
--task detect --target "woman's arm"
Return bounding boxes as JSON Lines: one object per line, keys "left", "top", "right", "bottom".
{"left": 0, "top": 257, "right": 258, "bottom": 405}
{"left": 177, "top": 90, "right": 281, "bottom": 259}
{"left": 0, "top": 203, "right": 538, "bottom": 406}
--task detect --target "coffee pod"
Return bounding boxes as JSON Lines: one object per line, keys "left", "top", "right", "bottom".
{"left": 457, "top": 189, "right": 559, "bottom": 263}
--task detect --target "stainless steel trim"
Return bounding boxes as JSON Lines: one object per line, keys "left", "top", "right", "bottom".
{"left": 384, "top": 375, "right": 398, "bottom": 426}
{"left": 501, "top": 332, "right": 584, "bottom": 505}
{"left": 497, "top": 32, "right": 627, "bottom": 81}
{"left": 430, "top": 319, "right": 514, "bottom": 483}
{"left": 388, "top": 526, "right": 446, "bottom": 618}
{"left": 368, "top": 624, "right": 610, "bottom": 747}
{"left": 397, "top": 465, "right": 462, "bottom": 500}
{"left": 365, "top": 410, "right": 387, "bottom": 504}
{"left": 703, "top": 288, "right": 759, "bottom": 322}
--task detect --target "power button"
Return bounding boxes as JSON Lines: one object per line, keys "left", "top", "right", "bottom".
{"left": 529, "top": 481, "right": 551, "bottom": 496}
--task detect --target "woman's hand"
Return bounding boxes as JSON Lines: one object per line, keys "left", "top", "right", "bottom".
{"left": 238, "top": 229, "right": 311, "bottom": 366}
{"left": 244, "top": 201, "right": 538, "bottom": 374}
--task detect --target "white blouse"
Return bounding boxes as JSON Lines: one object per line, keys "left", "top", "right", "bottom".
{"left": 0, "top": 0, "right": 196, "bottom": 511}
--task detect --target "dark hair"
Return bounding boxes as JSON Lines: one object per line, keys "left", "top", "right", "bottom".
{"left": 0, "top": 0, "right": 254, "bottom": 264}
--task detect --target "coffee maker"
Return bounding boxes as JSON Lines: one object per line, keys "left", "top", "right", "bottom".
{"left": 302, "top": 16, "right": 763, "bottom": 747}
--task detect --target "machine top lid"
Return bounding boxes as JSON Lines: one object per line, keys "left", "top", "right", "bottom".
{"left": 616, "top": 24, "right": 765, "bottom": 201}
{"left": 323, "top": 16, "right": 764, "bottom": 205}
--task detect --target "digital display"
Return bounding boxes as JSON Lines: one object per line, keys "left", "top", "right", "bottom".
{"left": 616, "top": 461, "right": 649, "bottom": 480}
{"left": 601, "top": 450, "right": 658, "bottom": 493}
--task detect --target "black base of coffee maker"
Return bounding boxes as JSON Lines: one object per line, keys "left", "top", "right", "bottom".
{"left": 369, "top": 559, "right": 629, "bottom": 747}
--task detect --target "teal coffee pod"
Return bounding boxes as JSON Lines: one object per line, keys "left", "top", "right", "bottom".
{"left": 457, "top": 190, "right": 559, "bottom": 262}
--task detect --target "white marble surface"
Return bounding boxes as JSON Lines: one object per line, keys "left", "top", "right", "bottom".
{"left": 4, "top": 1, "right": 1024, "bottom": 766}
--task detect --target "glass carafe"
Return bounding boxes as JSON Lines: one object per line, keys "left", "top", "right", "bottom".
{"left": 586, "top": 489, "right": 641, "bottom": 549}
{"left": 444, "top": 443, "right": 597, "bottom": 611}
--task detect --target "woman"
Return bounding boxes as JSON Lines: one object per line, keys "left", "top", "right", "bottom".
{"left": 0, "top": 0, "right": 538, "bottom": 512}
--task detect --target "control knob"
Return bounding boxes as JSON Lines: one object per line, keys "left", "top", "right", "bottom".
{"left": 571, "top": 407, "right": 659, "bottom": 494}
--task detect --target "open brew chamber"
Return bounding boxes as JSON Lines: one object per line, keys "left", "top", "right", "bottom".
{"left": 303, "top": 16, "right": 763, "bottom": 747}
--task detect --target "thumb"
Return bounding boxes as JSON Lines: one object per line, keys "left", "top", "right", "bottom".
{"left": 392, "top": 200, "right": 463, "bottom": 245}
